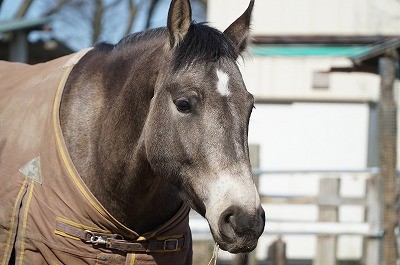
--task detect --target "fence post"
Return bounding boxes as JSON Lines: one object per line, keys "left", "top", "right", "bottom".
{"left": 267, "top": 237, "right": 287, "bottom": 265}
{"left": 378, "top": 54, "right": 398, "bottom": 265}
{"left": 362, "top": 174, "right": 381, "bottom": 265}
{"left": 314, "top": 178, "right": 340, "bottom": 265}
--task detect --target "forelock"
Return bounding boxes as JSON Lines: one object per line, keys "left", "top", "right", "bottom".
{"left": 173, "top": 23, "right": 239, "bottom": 70}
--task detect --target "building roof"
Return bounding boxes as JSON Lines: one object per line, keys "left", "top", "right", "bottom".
{"left": 251, "top": 46, "right": 372, "bottom": 57}
{"left": 330, "top": 37, "right": 400, "bottom": 76}
{"left": 350, "top": 37, "right": 400, "bottom": 65}
{"left": 253, "top": 35, "right": 400, "bottom": 46}
{"left": 0, "top": 16, "right": 51, "bottom": 33}
{"left": 251, "top": 35, "right": 399, "bottom": 58}
{"left": 252, "top": 35, "right": 400, "bottom": 77}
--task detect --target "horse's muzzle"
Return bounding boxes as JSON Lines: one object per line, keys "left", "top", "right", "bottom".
{"left": 217, "top": 205, "right": 265, "bottom": 253}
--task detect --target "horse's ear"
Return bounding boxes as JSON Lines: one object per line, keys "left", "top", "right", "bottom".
{"left": 223, "top": 0, "right": 255, "bottom": 54}
{"left": 167, "top": 0, "right": 192, "bottom": 48}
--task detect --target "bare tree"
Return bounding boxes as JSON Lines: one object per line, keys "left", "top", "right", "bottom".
{"left": 199, "top": 0, "right": 206, "bottom": 9}
{"left": 13, "top": 0, "right": 35, "bottom": 18}
{"left": 124, "top": 0, "right": 137, "bottom": 36}
{"left": 145, "top": 0, "right": 159, "bottom": 29}
{"left": 144, "top": 0, "right": 206, "bottom": 30}
{"left": 92, "top": 0, "right": 104, "bottom": 44}
{"left": 1, "top": 0, "right": 142, "bottom": 47}
{"left": 42, "top": 0, "right": 71, "bottom": 16}
{"left": 1, "top": 0, "right": 206, "bottom": 49}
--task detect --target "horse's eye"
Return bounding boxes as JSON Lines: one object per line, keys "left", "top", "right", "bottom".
{"left": 174, "top": 98, "right": 191, "bottom": 113}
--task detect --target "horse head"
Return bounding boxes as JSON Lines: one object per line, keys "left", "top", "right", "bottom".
{"left": 144, "top": 0, "right": 265, "bottom": 253}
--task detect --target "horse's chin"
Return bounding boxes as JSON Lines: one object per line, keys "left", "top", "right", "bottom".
{"left": 211, "top": 231, "right": 259, "bottom": 254}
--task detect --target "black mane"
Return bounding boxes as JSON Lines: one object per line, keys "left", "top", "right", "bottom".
{"left": 96, "top": 23, "right": 238, "bottom": 70}
{"left": 94, "top": 27, "right": 167, "bottom": 52}
{"left": 116, "top": 27, "right": 167, "bottom": 47}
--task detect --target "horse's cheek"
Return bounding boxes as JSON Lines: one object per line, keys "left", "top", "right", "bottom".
{"left": 144, "top": 110, "right": 175, "bottom": 171}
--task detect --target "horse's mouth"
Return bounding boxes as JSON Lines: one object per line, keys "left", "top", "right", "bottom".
{"left": 212, "top": 232, "right": 260, "bottom": 254}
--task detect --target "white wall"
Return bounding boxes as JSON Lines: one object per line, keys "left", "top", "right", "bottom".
{"left": 239, "top": 56, "right": 380, "bottom": 102}
{"left": 209, "top": 0, "right": 400, "bottom": 35}
{"left": 249, "top": 103, "right": 370, "bottom": 170}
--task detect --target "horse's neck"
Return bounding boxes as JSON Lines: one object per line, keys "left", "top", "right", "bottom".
{"left": 60, "top": 43, "right": 182, "bottom": 234}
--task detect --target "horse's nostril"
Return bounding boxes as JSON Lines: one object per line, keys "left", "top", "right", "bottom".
{"left": 218, "top": 205, "right": 266, "bottom": 243}
{"left": 218, "top": 209, "right": 236, "bottom": 243}
{"left": 225, "top": 213, "right": 233, "bottom": 223}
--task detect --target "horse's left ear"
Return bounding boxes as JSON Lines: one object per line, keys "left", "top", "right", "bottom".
{"left": 167, "top": 0, "right": 192, "bottom": 48}
{"left": 223, "top": 0, "right": 255, "bottom": 54}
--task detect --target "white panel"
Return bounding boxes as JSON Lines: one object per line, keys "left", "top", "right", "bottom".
{"left": 241, "top": 57, "right": 380, "bottom": 102}
{"left": 340, "top": 175, "right": 367, "bottom": 198}
{"left": 339, "top": 206, "right": 365, "bottom": 222}
{"left": 263, "top": 204, "right": 319, "bottom": 222}
{"left": 337, "top": 236, "right": 364, "bottom": 259}
{"left": 248, "top": 103, "right": 369, "bottom": 170}
{"left": 259, "top": 174, "right": 319, "bottom": 196}
{"left": 208, "top": 0, "right": 400, "bottom": 35}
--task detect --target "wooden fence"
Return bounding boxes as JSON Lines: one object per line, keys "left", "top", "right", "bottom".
{"left": 190, "top": 169, "right": 383, "bottom": 265}
{"left": 257, "top": 169, "right": 383, "bottom": 265}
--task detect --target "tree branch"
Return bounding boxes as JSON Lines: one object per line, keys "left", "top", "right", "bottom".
{"left": 92, "top": 0, "right": 104, "bottom": 44}
{"left": 145, "top": 0, "right": 159, "bottom": 29}
{"left": 14, "top": 0, "right": 35, "bottom": 18}
{"left": 199, "top": 0, "right": 207, "bottom": 9}
{"left": 124, "top": 0, "right": 137, "bottom": 36}
{"left": 105, "top": 0, "right": 122, "bottom": 9}
{"left": 43, "top": 0, "right": 72, "bottom": 16}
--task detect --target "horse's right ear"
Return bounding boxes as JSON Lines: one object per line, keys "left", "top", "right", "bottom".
{"left": 167, "top": 0, "right": 192, "bottom": 49}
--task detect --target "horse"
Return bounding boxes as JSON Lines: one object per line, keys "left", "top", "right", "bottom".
{"left": 0, "top": 0, "right": 265, "bottom": 264}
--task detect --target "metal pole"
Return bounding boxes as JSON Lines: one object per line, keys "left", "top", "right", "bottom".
{"left": 9, "top": 31, "right": 28, "bottom": 63}
{"left": 378, "top": 54, "right": 398, "bottom": 265}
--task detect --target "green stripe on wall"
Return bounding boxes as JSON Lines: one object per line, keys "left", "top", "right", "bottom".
{"left": 251, "top": 46, "right": 373, "bottom": 57}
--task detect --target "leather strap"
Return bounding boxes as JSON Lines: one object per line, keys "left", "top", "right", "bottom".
{"left": 106, "top": 237, "right": 187, "bottom": 253}
{"left": 55, "top": 220, "right": 188, "bottom": 253}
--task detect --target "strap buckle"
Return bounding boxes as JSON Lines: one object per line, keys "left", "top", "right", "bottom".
{"left": 163, "top": 238, "right": 179, "bottom": 251}
{"left": 84, "top": 230, "right": 107, "bottom": 245}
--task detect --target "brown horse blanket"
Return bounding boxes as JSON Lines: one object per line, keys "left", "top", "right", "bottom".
{"left": 0, "top": 51, "right": 192, "bottom": 265}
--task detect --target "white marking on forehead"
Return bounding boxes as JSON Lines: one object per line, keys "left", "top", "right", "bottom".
{"left": 216, "top": 69, "right": 230, "bottom": 97}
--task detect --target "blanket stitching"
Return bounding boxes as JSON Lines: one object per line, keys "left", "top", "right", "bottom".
{"left": 1, "top": 178, "right": 28, "bottom": 265}
{"left": 17, "top": 180, "right": 35, "bottom": 265}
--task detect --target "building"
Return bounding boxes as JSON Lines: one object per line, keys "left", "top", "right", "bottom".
{"left": 0, "top": 17, "right": 73, "bottom": 63}
{"left": 204, "top": 0, "right": 400, "bottom": 263}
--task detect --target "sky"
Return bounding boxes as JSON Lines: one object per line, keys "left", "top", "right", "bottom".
{"left": 1, "top": 0, "right": 206, "bottom": 51}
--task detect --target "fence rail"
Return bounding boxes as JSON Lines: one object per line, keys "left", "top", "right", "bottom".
{"left": 190, "top": 168, "right": 383, "bottom": 265}
{"left": 258, "top": 169, "right": 381, "bottom": 265}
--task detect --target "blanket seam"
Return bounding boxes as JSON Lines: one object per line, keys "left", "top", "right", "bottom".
{"left": 1, "top": 178, "right": 28, "bottom": 265}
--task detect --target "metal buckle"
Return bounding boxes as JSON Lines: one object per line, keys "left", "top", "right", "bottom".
{"left": 163, "top": 238, "right": 179, "bottom": 251}
{"left": 84, "top": 230, "right": 106, "bottom": 245}
{"left": 84, "top": 230, "right": 94, "bottom": 243}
